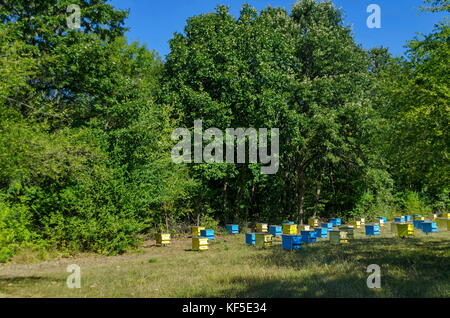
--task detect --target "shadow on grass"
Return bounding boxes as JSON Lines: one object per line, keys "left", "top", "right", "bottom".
{"left": 194, "top": 237, "right": 450, "bottom": 297}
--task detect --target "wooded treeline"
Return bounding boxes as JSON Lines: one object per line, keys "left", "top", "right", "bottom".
{"left": 0, "top": 0, "right": 448, "bottom": 261}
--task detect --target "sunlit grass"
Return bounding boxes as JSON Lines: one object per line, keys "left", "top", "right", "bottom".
{"left": 0, "top": 224, "right": 449, "bottom": 298}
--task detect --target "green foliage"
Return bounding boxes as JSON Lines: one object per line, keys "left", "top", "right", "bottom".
{"left": 402, "top": 192, "right": 432, "bottom": 215}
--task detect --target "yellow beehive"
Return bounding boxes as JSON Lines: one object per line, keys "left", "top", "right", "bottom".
{"left": 436, "top": 218, "right": 450, "bottom": 230}
{"left": 191, "top": 226, "right": 205, "bottom": 236}
{"left": 440, "top": 213, "right": 450, "bottom": 219}
{"left": 192, "top": 236, "right": 208, "bottom": 251}
{"left": 329, "top": 230, "right": 348, "bottom": 244}
{"left": 397, "top": 223, "right": 414, "bottom": 238}
{"left": 308, "top": 218, "right": 319, "bottom": 227}
{"left": 351, "top": 220, "right": 361, "bottom": 229}
{"left": 298, "top": 224, "right": 310, "bottom": 231}
{"left": 155, "top": 233, "right": 171, "bottom": 246}
{"left": 255, "top": 233, "right": 273, "bottom": 248}
{"left": 415, "top": 216, "right": 425, "bottom": 221}
{"left": 282, "top": 224, "right": 298, "bottom": 235}
{"left": 339, "top": 226, "right": 355, "bottom": 239}
{"left": 256, "top": 223, "right": 268, "bottom": 233}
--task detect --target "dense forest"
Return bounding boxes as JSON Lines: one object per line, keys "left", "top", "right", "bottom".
{"left": 0, "top": 0, "right": 448, "bottom": 262}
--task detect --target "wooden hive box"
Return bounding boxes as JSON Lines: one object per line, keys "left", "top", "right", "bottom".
{"left": 298, "top": 224, "right": 311, "bottom": 231}
{"left": 225, "top": 224, "right": 239, "bottom": 234}
{"left": 365, "top": 224, "right": 381, "bottom": 236}
{"left": 315, "top": 227, "right": 328, "bottom": 238}
{"left": 192, "top": 236, "right": 208, "bottom": 251}
{"left": 192, "top": 226, "right": 205, "bottom": 237}
{"left": 436, "top": 218, "right": 449, "bottom": 230}
{"left": 351, "top": 220, "right": 362, "bottom": 229}
{"left": 282, "top": 223, "right": 298, "bottom": 235}
{"left": 155, "top": 233, "right": 171, "bottom": 246}
{"left": 301, "top": 230, "right": 317, "bottom": 243}
{"left": 245, "top": 233, "right": 256, "bottom": 245}
{"left": 391, "top": 222, "right": 398, "bottom": 236}
{"left": 330, "top": 218, "right": 342, "bottom": 227}
{"left": 440, "top": 213, "right": 450, "bottom": 219}
{"left": 421, "top": 221, "right": 437, "bottom": 234}
{"left": 308, "top": 218, "right": 319, "bottom": 227}
{"left": 413, "top": 219, "right": 425, "bottom": 229}
{"left": 269, "top": 225, "right": 282, "bottom": 236}
{"left": 396, "top": 223, "right": 414, "bottom": 238}
{"left": 321, "top": 222, "right": 333, "bottom": 230}
{"left": 339, "top": 226, "right": 355, "bottom": 239}
{"left": 200, "top": 229, "right": 215, "bottom": 240}
{"left": 256, "top": 223, "right": 268, "bottom": 233}
{"left": 255, "top": 233, "right": 273, "bottom": 248}
{"left": 282, "top": 235, "right": 302, "bottom": 250}
{"left": 329, "top": 230, "right": 348, "bottom": 244}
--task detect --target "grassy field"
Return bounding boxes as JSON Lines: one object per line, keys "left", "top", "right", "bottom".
{"left": 1, "top": 224, "right": 449, "bottom": 298}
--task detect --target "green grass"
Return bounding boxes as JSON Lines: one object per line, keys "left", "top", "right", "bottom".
{"left": 0, "top": 224, "right": 449, "bottom": 298}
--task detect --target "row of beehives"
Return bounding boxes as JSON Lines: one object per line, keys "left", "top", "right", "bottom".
{"left": 154, "top": 213, "right": 450, "bottom": 251}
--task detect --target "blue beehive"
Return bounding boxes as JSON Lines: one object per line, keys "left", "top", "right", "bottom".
{"left": 403, "top": 215, "right": 412, "bottom": 222}
{"left": 330, "top": 218, "right": 341, "bottom": 227}
{"left": 226, "top": 224, "right": 239, "bottom": 234}
{"left": 321, "top": 223, "right": 333, "bottom": 230}
{"left": 421, "top": 221, "right": 438, "bottom": 233}
{"left": 283, "top": 222, "right": 295, "bottom": 225}
{"left": 413, "top": 220, "right": 425, "bottom": 229}
{"left": 282, "top": 235, "right": 302, "bottom": 250}
{"left": 394, "top": 217, "right": 405, "bottom": 223}
{"left": 301, "top": 230, "right": 317, "bottom": 243}
{"left": 245, "top": 233, "right": 256, "bottom": 245}
{"left": 365, "top": 224, "right": 381, "bottom": 236}
{"left": 269, "top": 225, "right": 282, "bottom": 236}
{"left": 315, "top": 227, "right": 328, "bottom": 238}
{"left": 200, "top": 229, "right": 215, "bottom": 240}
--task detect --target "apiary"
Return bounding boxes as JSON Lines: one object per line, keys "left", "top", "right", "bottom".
{"left": 365, "top": 224, "right": 381, "bottom": 236}
{"left": 315, "top": 227, "right": 328, "bottom": 238}
{"left": 330, "top": 218, "right": 342, "bottom": 227}
{"left": 421, "top": 221, "right": 437, "bottom": 234}
{"left": 301, "top": 230, "right": 317, "bottom": 243}
{"left": 281, "top": 235, "right": 303, "bottom": 250}
{"left": 329, "top": 230, "right": 349, "bottom": 244}
{"left": 200, "top": 229, "right": 215, "bottom": 240}
{"left": 155, "top": 233, "right": 171, "bottom": 246}
{"left": 282, "top": 223, "right": 298, "bottom": 235}
{"left": 255, "top": 233, "right": 273, "bottom": 248}
{"left": 269, "top": 225, "right": 282, "bottom": 236}
{"left": 192, "top": 226, "right": 205, "bottom": 237}
{"left": 192, "top": 236, "right": 208, "bottom": 251}
{"left": 225, "top": 224, "right": 239, "bottom": 234}
{"left": 256, "top": 223, "right": 268, "bottom": 233}
{"left": 397, "top": 223, "right": 414, "bottom": 238}
{"left": 321, "top": 222, "right": 333, "bottom": 230}
{"left": 308, "top": 218, "right": 319, "bottom": 227}
{"left": 245, "top": 233, "right": 256, "bottom": 245}
{"left": 339, "top": 226, "right": 355, "bottom": 239}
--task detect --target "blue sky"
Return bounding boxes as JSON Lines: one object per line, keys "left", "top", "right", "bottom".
{"left": 110, "top": 0, "right": 447, "bottom": 59}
